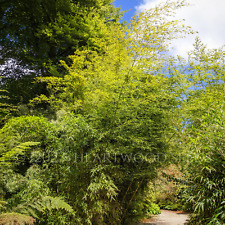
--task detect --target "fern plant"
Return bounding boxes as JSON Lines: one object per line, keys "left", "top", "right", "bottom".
{"left": 0, "top": 142, "right": 40, "bottom": 165}
{"left": 0, "top": 196, "right": 74, "bottom": 225}
{"left": 41, "top": 196, "right": 74, "bottom": 214}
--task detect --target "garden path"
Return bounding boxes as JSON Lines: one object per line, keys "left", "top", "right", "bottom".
{"left": 139, "top": 210, "right": 190, "bottom": 225}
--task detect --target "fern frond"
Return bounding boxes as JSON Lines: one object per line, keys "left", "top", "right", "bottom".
{"left": 4, "top": 196, "right": 74, "bottom": 224}
{"left": 41, "top": 196, "right": 74, "bottom": 214}
{"left": 25, "top": 207, "right": 39, "bottom": 219}
{"left": 0, "top": 212, "right": 35, "bottom": 225}
{"left": 17, "top": 206, "right": 39, "bottom": 220}
{"left": 0, "top": 201, "right": 7, "bottom": 211}
{"left": 0, "top": 142, "right": 40, "bottom": 163}
{"left": 0, "top": 201, "right": 7, "bottom": 206}
{"left": 29, "top": 202, "right": 43, "bottom": 214}
{"left": 12, "top": 199, "right": 44, "bottom": 219}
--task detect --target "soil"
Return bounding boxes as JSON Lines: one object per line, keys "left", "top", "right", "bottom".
{"left": 139, "top": 210, "right": 190, "bottom": 225}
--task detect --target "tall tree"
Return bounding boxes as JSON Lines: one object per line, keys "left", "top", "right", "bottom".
{"left": 0, "top": 0, "right": 121, "bottom": 105}
{"left": 0, "top": 0, "right": 120, "bottom": 71}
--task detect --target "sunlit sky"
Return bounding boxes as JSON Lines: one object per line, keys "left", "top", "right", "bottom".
{"left": 113, "top": 0, "right": 225, "bottom": 57}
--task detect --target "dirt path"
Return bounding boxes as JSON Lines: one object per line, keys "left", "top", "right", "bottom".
{"left": 139, "top": 210, "right": 190, "bottom": 225}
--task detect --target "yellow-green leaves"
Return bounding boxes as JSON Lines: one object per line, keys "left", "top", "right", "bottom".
{"left": 127, "top": 0, "right": 193, "bottom": 64}
{"left": 0, "top": 142, "right": 40, "bottom": 165}
{"left": 35, "top": 1, "right": 194, "bottom": 114}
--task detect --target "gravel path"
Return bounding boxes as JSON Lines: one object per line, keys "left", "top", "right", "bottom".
{"left": 139, "top": 210, "right": 190, "bottom": 225}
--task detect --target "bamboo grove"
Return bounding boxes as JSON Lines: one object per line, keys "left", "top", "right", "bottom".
{"left": 0, "top": 0, "right": 224, "bottom": 224}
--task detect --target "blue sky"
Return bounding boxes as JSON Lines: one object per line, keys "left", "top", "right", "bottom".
{"left": 113, "top": 0, "right": 225, "bottom": 58}
{"left": 113, "top": 0, "right": 141, "bottom": 22}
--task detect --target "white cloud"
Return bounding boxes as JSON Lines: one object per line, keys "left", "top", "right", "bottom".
{"left": 136, "top": 0, "right": 225, "bottom": 57}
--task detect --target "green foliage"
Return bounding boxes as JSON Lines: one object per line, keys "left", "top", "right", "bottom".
{"left": 123, "top": 183, "right": 161, "bottom": 224}
{"left": 0, "top": 142, "right": 40, "bottom": 165}
{"left": 3, "top": 1, "right": 225, "bottom": 224}
{"left": 0, "top": 87, "right": 16, "bottom": 126}
{"left": 0, "top": 164, "right": 74, "bottom": 224}
{"left": 0, "top": 196, "right": 75, "bottom": 225}
{"left": 0, "top": 201, "right": 7, "bottom": 211}
{"left": 41, "top": 196, "right": 74, "bottom": 214}
{"left": 0, "top": 0, "right": 121, "bottom": 106}
{"left": 35, "top": 196, "right": 75, "bottom": 224}
{"left": 182, "top": 104, "right": 225, "bottom": 224}
{"left": 146, "top": 202, "right": 161, "bottom": 216}
{"left": 0, "top": 115, "right": 52, "bottom": 142}
{"left": 27, "top": 2, "right": 194, "bottom": 224}
{"left": 0, "top": 0, "right": 120, "bottom": 69}
{"left": 177, "top": 39, "right": 225, "bottom": 224}
{"left": 153, "top": 167, "right": 186, "bottom": 211}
